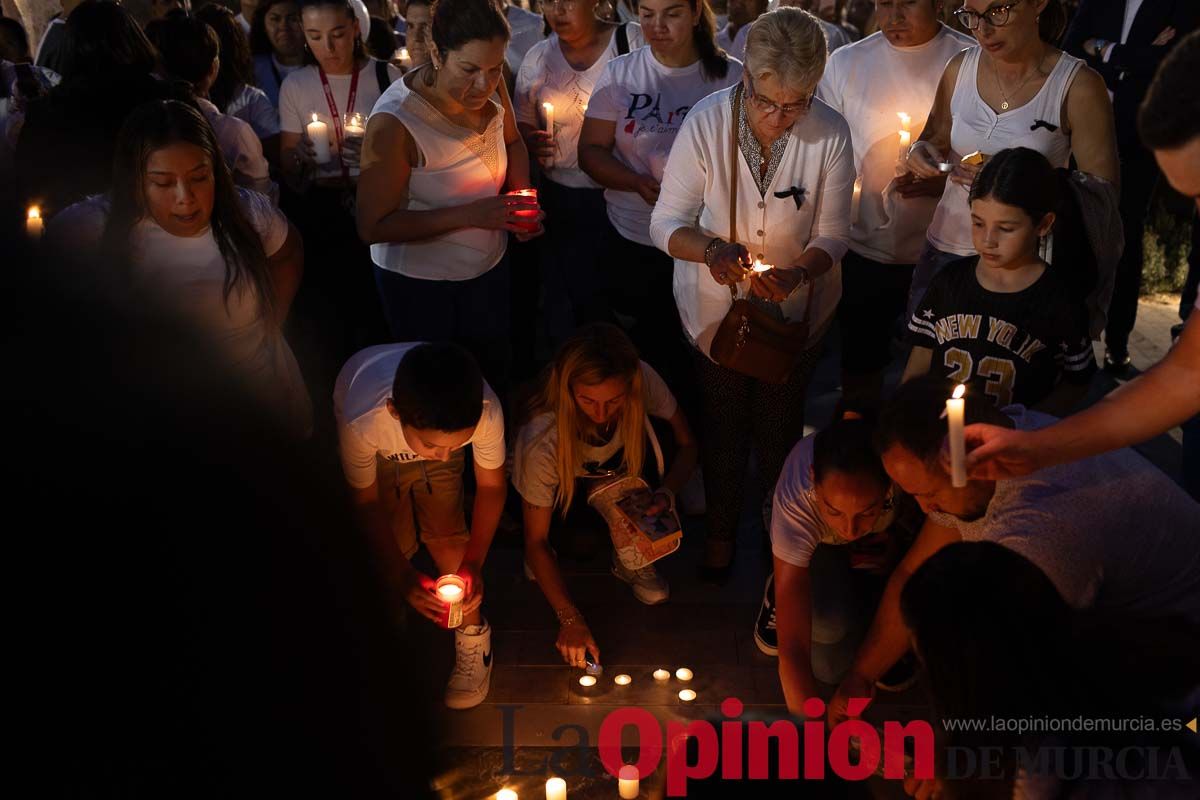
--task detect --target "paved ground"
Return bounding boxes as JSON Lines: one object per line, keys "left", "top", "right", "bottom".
{"left": 412, "top": 297, "right": 1187, "bottom": 800}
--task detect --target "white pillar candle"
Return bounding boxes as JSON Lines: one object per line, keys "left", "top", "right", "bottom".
{"left": 614, "top": 674, "right": 632, "bottom": 686}
{"left": 618, "top": 765, "right": 639, "bottom": 799}
{"left": 678, "top": 689, "right": 696, "bottom": 702}
{"left": 675, "top": 668, "right": 693, "bottom": 682}
{"left": 542, "top": 101, "right": 555, "bottom": 134}
{"left": 497, "top": 790, "right": 519, "bottom": 800}
{"left": 26, "top": 206, "right": 44, "bottom": 240}
{"left": 652, "top": 669, "right": 670, "bottom": 681}
{"left": 307, "top": 113, "right": 332, "bottom": 164}
{"left": 545, "top": 777, "right": 566, "bottom": 800}
{"left": 947, "top": 383, "right": 967, "bottom": 488}
{"left": 578, "top": 675, "right": 597, "bottom": 687}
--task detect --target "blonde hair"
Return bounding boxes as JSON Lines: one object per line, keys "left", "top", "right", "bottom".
{"left": 529, "top": 324, "right": 648, "bottom": 514}
{"left": 744, "top": 7, "right": 827, "bottom": 93}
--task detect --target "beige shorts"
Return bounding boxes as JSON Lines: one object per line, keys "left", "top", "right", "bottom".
{"left": 376, "top": 450, "right": 469, "bottom": 560}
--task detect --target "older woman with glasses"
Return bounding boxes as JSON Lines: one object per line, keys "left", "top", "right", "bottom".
{"left": 650, "top": 7, "right": 854, "bottom": 582}
{"left": 904, "top": 0, "right": 1118, "bottom": 332}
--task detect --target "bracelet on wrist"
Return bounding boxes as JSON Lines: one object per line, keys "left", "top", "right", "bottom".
{"left": 703, "top": 237, "right": 724, "bottom": 267}
{"left": 555, "top": 605, "right": 584, "bottom": 628}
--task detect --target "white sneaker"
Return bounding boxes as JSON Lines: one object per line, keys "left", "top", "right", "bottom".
{"left": 611, "top": 551, "right": 669, "bottom": 605}
{"left": 444, "top": 621, "right": 492, "bottom": 709}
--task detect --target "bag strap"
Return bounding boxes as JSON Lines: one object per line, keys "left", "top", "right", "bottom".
{"left": 376, "top": 58, "right": 393, "bottom": 94}
{"left": 616, "top": 22, "right": 630, "bottom": 56}
{"left": 727, "top": 86, "right": 740, "bottom": 301}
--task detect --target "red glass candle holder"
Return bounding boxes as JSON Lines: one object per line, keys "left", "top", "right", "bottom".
{"left": 506, "top": 188, "right": 541, "bottom": 233}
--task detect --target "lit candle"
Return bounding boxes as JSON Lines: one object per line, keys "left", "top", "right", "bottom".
{"left": 398, "top": 47, "right": 411, "bottom": 67}
{"left": 307, "top": 113, "right": 331, "bottom": 164}
{"left": 545, "top": 777, "right": 566, "bottom": 800}
{"left": 578, "top": 675, "right": 597, "bottom": 687}
{"left": 898, "top": 129, "right": 912, "bottom": 165}
{"left": 614, "top": 674, "right": 632, "bottom": 686}
{"left": 947, "top": 383, "right": 967, "bottom": 488}
{"left": 675, "top": 668, "right": 693, "bottom": 682}
{"left": 26, "top": 206, "right": 44, "bottom": 240}
{"left": 851, "top": 175, "right": 862, "bottom": 225}
{"left": 618, "top": 765, "right": 639, "bottom": 799}
{"left": 435, "top": 574, "right": 465, "bottom": 628}
{"left": 653, "top": 669, "right": 670, "bottom": 681}
{"left": 542, "top": 101, "right": 555, "bottom": 135}
{"left": 506, "top": 188, "right": 542, "bottom": 233}
{"left": 678, "top": 689, "right": 696, "bottom": 702}
{"left": 497, "top": 790, "right": 518, "bottom": 800}
{"left": 897, "top": 111, "right": 912, "bottom": 132}
{"left": 344, "top": 112, "right": 366, "bottom": 138}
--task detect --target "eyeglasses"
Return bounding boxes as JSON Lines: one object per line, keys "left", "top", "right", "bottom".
{"left": 746, "top": 76, "right": 811, "bottom": 117}
{"left": 954, "top": 0, "right": 1023, "bottom": 31}
{"left": 545, "top": 0, "right": 580, "bottom": 11}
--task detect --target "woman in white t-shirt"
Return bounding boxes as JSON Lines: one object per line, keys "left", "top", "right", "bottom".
{"left": 579, "top": 0, "right": 742, "bottom": 398}
{"left": 514, "top": 324, "right": 697, "bottom": 669}
{"left": 356, "top": 0, "right": 542, "bottom": 400}
{"left": 515, "top": 1, "right": 643, "bottom": 344}
{"left": 904, "top": 0, "right": 1118, "bottom": 346}
{"left": 250, "top": 0, "right": 306, "bottom": 108}
{"left": 279, "top": 0, "right": 401, "bottom": 395}
{"left": 48, "top": 100, "right": 311, "bottom": 435}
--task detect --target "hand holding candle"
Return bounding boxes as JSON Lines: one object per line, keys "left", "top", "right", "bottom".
{"left": 946, "top": 384, "right": 967, "bottom": 487}
{"left": 435, "top": 574, "right": 466, "bottom": 628}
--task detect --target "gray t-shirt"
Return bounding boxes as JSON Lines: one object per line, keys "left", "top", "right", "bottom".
{"left": 770, "top": 434, "right": 898, "bottom": 568}
{"left": 513, "top": 362, "right": 678, "bottom": 508}
{"left": 930, "top": 409, "right": 1200, "bottom": 624}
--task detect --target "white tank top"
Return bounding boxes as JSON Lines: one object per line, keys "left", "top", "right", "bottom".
{"left": 926, "top": 47, "right": 1082, "bottom": 256}
{"left": 369, "top": 69, "right": 509, "bottom": 281}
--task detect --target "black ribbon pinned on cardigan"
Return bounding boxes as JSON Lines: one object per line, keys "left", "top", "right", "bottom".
{"left": 773, "top": 185, "right": 807, "bottom": 210}
{"left": 1030, "top": 119, "right": 1058, "bottom": 133}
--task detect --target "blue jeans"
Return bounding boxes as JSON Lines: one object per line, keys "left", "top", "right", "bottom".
{"left": 907, "top": 240, "right": 966, "bottom": 324}
{"left": 809, "top": 545, "right": 885, "bottom": 684}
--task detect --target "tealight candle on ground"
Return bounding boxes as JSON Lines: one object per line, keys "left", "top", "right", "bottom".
{"left": 307, "top": 113, "right": 332, "bottom": 164}
{"left": 26, "top": 206, "right": 44, "bottom": 240}
{"left": 578, "top": 675, "right": 597, "bottom": 687}
{"left": 653, "top": 669, "right": 670, "bottom": 681}
{"left": 946, "top": 383, "right": 967, "bottom": 487}
{"left": 545, "top": 777, "right": 566, "bottom": 800}
{"left": 675, "top": 668, "right": 693, "bottom": 682}
{"left": 618, "top": 765, "right": 639, "bottom": 799}
{"left": 678, "top": 689, "right": 696, "bottom": 702}
{"left": 497, "top": 790, "right": 518, "bottom": 800}
{"left": 614, "top": 674, "right": 632, "bottom": 686}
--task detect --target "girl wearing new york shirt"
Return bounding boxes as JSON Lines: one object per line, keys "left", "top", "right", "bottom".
{"left": 579, "top": 0, "right": 742, "bottom": 403}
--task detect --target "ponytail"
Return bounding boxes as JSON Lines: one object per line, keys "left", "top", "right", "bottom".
{"left": 694, "top": 0, "right": 730, "bottom": 82}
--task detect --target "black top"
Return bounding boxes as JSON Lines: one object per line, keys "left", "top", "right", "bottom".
{"left": 906, "top": 256, "right": 1096, "bottom": 408}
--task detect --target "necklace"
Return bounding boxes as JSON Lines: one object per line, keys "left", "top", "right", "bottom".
{"left": 992, "top": 52, "right": 1044, "bottom": 111}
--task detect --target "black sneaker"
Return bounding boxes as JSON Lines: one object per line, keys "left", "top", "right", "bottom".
{"left": 753, "top": 573, "right": 778, "bottom": 656}
{"left": 1103, "top": 347, "right": 1131, "bottom": 376}
{"left": 875, "top": 653, "right": 919, "bottom": 692}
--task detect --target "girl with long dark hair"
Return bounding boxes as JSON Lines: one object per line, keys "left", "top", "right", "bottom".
{"left": 49, "top": 99, "right": 311, "bottom": 434}
{"left": 197, "top": 2, "right": 280, "bottom": 148}
{"left": 250, "top": 0, "right": 306, "bottom": 108}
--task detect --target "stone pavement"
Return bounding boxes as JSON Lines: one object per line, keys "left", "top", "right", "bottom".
{"left": 411, "top": 297, "right": 1186, "bottom": 800}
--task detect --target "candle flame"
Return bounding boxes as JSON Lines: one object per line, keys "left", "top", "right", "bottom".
{"left": 952, "top": 384, "right": 966, "bottom": 400}
{"left": 310, "top": 112, "right": 319, "bottom": 123}
{"left": 897, "top": 111, "right": 911, "bottom": 128}
{"left": 543, "top": 101, "right": 554, "bottom": 112}
{"left": 751, "top": 259, "right": 773, "bottom": 273}
{"left": 496, "top": 790, "right": 518, "bottom": 800}
{"left": 27, "top": 206, "right": 41, "bottom": 221}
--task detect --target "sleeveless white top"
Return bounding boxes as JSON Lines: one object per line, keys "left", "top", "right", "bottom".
{"left": 926, "top": 47, "right": 1082, "bottom": 256}
{"left": 369, "top": 68, "right": 509, "bottom": 281}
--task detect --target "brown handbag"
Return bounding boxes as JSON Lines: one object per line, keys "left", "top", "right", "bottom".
{"left": 709, "top": 88, "right": 816, "bottom": 385}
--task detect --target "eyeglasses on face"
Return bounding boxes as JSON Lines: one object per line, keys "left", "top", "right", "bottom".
{"left": 746, "top": 75, "right": 811, "bottom": 117}
{"left": 954, "top": 0, "right": 1023, "bottom": 31}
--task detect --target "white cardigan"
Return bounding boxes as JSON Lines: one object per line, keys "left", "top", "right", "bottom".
{"left": 650, "top": 87, "right": 855, "bottom": 360}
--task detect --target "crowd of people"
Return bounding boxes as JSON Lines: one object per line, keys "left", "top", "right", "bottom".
{"left": 3, "top": 0, "right": 1199, "bottom": 795}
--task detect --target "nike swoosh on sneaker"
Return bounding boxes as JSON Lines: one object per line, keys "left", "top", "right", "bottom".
{"left": 482, "top": 649, "right": 493, "bottom": 668}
